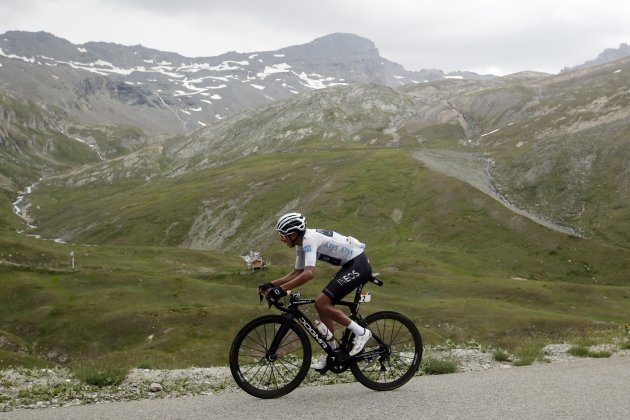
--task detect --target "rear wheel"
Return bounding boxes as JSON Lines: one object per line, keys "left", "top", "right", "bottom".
{"left": 229, "top": 315, "right": 311, "bottom": 398}
{"left": 350, "top": 311, "right": 422, "bottom": 390}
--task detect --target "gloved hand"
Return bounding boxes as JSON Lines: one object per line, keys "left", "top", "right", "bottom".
{"left": 258, "top": 282, "right": 274, "bottom": 294}
{"left": 267, "top": 286, "right": 287, "bottom": 301}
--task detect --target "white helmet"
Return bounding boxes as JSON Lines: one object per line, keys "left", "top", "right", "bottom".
{"left": 276, "top": 212, "right": 306, "bottom": 235}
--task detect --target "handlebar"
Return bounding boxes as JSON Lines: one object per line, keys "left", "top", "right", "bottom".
{"left": 259, "top": 289, "right": 296, "bottom": 308}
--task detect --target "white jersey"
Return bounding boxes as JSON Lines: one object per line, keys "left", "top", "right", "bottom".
{"left": 295, "top": 229, "right": 366, "bottom": 269}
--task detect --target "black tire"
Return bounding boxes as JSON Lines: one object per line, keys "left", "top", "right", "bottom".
{"left": 229, "top": 315, "right": 312, "bottom": 398}
{"left": 350, "top": 311, "right": 422, "bottom": 391}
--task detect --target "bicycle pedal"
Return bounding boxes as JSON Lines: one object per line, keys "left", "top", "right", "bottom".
{"left": 316, "top": 367, "right": 328, "bottom": 375}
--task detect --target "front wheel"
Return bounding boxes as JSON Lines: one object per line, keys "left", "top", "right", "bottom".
{"left": 350, "top": 311, "right": 422, "bottom": 391}
{"left": 229, "top": 315, "right": 312, "bottom": 398}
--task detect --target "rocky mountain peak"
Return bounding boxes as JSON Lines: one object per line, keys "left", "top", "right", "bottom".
{"left": 562, "top": 43, "right": 630, "bottom": 72}
{"left": 287, "top": 32, "right": 378, "bottom": 56}
{"left": 0, "top": 30, "right": 493, "bottom": 135}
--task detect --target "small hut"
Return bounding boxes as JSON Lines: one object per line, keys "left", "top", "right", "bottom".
{"left": 241, "top": 250, "right": 268, "bottom": 272}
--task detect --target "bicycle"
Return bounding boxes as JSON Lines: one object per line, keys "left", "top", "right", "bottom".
{"left": 229, "top": 273, "right": 423, "bottom": 398}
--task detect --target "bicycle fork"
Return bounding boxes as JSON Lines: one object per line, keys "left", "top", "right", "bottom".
{"left": 266, "top": 318, "right": 295, "bottom": 362}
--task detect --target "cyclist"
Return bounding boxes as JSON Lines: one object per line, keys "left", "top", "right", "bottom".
{"left": 259, "top": 212, "right": 373, "bottom": 369}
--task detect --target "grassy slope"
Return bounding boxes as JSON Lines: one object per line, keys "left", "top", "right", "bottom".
{"left": 26, "top": 145, "right": 630, "bottom": 283}
{"left": 400, "top": 64, "right": 630, "bottom": 249}
{"left": 474, "top": 66, "right": 630, "bottom": 247}
{"left": 0, "top": 230, "right": 248, "bottom": 368}
{"left": 0, "top": 92, "right": 152, "bottom": 198}
{"left": 2, "top": 145, "right": 630, "bottom": 368}
{"left": 0, "top": 93, "right": 100, "bottom": 189}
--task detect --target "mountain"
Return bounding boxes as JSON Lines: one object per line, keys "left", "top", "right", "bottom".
{"left": 3, "top": 30, "right": 630, "bottom": 252}
{"left": 562, "top": 43, "right": 630, "bottom": 72}
{"left": 0, "top": 31, "right": 493, "bottom": 136}
{"left": 14, "top": 55, "right": 630, "bottom": 255}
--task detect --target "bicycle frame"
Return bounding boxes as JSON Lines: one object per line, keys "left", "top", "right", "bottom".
{"left": 266, "top": 278, "right": 386, "bottom": 370}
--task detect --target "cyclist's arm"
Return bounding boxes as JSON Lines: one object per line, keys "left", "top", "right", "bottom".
{"left": 272, "top": 269, "right": 304, "bottom": 287}
{"left": 277, "top": 266, "right": 315, "bottom": 291}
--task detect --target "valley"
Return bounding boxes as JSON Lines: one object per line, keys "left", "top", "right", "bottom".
{"left": 1, "top": 31, "right": 630, "bottom": 376}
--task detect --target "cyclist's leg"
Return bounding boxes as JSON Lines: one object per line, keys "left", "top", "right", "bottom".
{"left": 315, "top": 253, "right": 372, "bottom": 331}
{"left": 314, "top": 293, "right": 349, "bottom": 334}
{"left": 324, "top": 252, "right": 372, "bottom": 301}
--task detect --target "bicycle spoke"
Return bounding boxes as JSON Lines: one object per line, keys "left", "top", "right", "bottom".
{"left": 350, "top": 311, "right": 422, "bottom": 391}
{"left": 254, "top": 363, "right": 271, "bottom": 389}
{"left": 239, "top": 334, "right": 305, "bottom": 390}
{"left": 239, "top": 340, "right": 267, "bottom": 355}
{"left": 271, "top": 361, "right": 293, "bottom": 386}
{"left": 277, "top": 333, "right": 301, "bottom": 352}
{"left": 230, "top": 316, "right": 312, "bottom": 397}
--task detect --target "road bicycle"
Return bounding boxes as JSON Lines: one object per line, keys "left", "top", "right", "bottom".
{"left": 229, "top": 274, "right": 423, "bottom": 398}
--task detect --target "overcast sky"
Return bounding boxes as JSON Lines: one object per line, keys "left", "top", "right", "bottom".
{"left": 1, "top": 0, "right": 629, "bottom": 76}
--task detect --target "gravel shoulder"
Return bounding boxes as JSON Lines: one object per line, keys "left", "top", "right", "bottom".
{"left": 2, "top": 343, "right": 629, "bottom": 412}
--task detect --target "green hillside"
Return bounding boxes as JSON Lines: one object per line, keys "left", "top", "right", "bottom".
{"left": 24, "top": 146, "right": 630, "bottom": 283}
{"left": 2, "top": 146, "right": 629, "bottom": 368}
{"left": 0, "top": 91, "right": 151, "bottom": 195}
{"left": 2, "top": 61, "right": 630, "bottom": 370}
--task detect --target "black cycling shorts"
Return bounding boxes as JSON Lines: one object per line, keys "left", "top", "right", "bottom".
{"left": 322, "top": 252, "right": 372, "bottom": 303}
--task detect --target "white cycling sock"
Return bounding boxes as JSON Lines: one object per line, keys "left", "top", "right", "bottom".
{"left": 348, "top": 321, "right": 365, "bottom": 336}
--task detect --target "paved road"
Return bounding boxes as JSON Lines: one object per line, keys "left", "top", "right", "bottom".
{"left": 6, "top": 356, "right": 630, "bottom": 419}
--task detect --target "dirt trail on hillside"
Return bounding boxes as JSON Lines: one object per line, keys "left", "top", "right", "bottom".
{"left": 412, "top": 149, "right": 584, "bottom": 237}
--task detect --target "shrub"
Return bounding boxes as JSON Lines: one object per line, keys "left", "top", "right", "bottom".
{"left": 568, "top": 345, "right": 590, "bottom": 357}
{"left": 513, "top": 344, "right": 543, "bottom": 366}
{"left": 513, "top": 356, "right": 535, "bottom": 366}
{"left": 493, "top": 349, "right": 511, "bottom": 362}
{"left": 421, "top": 357, "right": 459, "bottom": 375}
{"left": 73, "top": 362, "right": 129, "bottom": 387}
{"left": 568, "top": 346, "right": 611, "bottom": 358}
{"left": 588, "top": 351, "right": 611, "bottom": 358}
{"left": 17, "top": 382, "right": 84, "bottom": 404}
